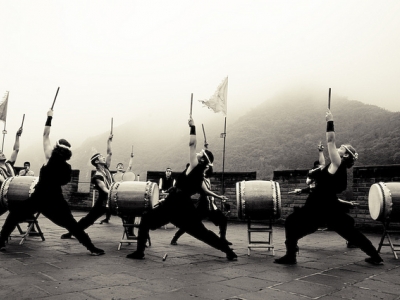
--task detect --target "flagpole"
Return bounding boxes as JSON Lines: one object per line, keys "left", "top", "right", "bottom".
{"left": 222, "top": 117, "right": 227, "bottom": 195}
{"left": 1, "top": 121, "right": 6, "bottom": 152}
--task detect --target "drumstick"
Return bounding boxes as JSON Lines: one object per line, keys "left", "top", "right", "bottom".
{"left": 110, "top": 118, "right": 113, "bottom": 134}
{"left": 328, "top": 88, "right": 331, "bottom": 109}
{"left": 190, "top": 93, "right": 193, "bottom": 117}
{"left": 288, "top": 190, "right": 297, "bottom": 194}
{"left": 21, "top": 114, "right": 25, "bottom": 128}
{"left": 202, "top": 124, "right": 208, "bottom": 148}
{"left": 162, "top": 253, "right": 168, "bottom": 261}
{"left": 51, "top": 87, "right": 60, "bottom": 110}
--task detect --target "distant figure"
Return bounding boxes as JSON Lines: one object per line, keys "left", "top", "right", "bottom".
{"left": 159, "top": 167, "right": 175, "bottom": 193}
{"left": 19, "top": 161, "right": 35, "bottom": 176}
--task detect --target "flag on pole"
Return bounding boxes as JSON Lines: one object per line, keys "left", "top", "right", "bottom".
{"left": 199, "top": 77, "right": 228, "bottom": 116}
{"left": 0, "top": 91, "right": 9, "bottom": 123}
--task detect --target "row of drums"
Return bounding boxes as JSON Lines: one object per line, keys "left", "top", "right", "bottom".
{"left": 1, "top": 177, "right": 400, "bottom": 222}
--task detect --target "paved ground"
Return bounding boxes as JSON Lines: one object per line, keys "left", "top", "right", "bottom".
{"left": 1, "top": 211, "right": 400, "bottom": 300}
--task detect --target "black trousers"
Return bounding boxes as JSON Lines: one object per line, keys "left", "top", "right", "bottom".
{"left": 135, "top": 190, "right": 231, "bottom": 254}
{"left": 284, "top": 206, "right": 379, "bottom": 257}
{"left": 172, "top": 208, "right": 228, "bottom": 242}
{"left": 0, "top": 192, "right": 94, "bottom": 249}
{"left": 76, "top": 200, "right": 108, "bottom": 230}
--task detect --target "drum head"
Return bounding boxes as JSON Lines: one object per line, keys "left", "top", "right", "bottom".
{"left": 113, "top": 172, "right": 123, "bottom": 182}
{"left": 236, "top": 181, "right": 242, "bottom": 219}
{"left": 122, "top": 172, "right": 136, "bottom": 181}
{"left": 368, "top": 183, "right": 385, "bottom": 221}
{"left": 148, "top": 182, "right": 160, "bottom": 209}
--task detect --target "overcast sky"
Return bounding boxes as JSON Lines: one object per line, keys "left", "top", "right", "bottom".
{"left": 1, "top": 0, "right": 399, "bottom": 160}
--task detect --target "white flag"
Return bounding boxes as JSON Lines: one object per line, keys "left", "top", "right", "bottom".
{"left": 199, "top": 77, "right": 228, "bottom": 116}
{"left": 0, "top": 91, "right": 9, "bottom": 123}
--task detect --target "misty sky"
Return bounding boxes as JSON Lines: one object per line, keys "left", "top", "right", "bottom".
{"left": 1, "top": 0, "right": 399, "bottom": 163}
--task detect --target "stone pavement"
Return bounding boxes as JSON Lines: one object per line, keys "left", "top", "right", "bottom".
{"left": 1, "top": 211, "right": 400, "bottom": 300}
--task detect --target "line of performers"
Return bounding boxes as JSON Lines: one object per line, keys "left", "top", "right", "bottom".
{"left": 0, "top": 107, "right": 384, "bottom": 266}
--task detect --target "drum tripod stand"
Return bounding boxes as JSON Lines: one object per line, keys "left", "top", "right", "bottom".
{"left": 118, "top": 216, "right": 151, "bottom": 250}
{"left": 377, "top": 220, "right": 400, "bottom": 259}
{"left": 11, "top": 212, "right": 45, "bottom": 245}
{"left": 247, "top": 218, "right": 274, "bottom": 256}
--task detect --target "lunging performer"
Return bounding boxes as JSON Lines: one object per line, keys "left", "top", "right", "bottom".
{"left": 60, "top": 134, "right": 113, "bottom": 241}
{"left": 0, "top": 109, "right": 104, "bottom": 255}
{"left": 275, "top": 109, "right": 383, "bottom": 265}
{"left": 126, "top": 116, "right": 237, "bottom": 260}
{"left": 170, "top": 165, "right": 232, "bottom": 246}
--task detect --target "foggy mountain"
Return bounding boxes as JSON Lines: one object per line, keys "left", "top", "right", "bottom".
{"left": 19, "top": 91, "right": 400, "bottom": 182}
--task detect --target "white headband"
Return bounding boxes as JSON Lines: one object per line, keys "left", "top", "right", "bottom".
{"left": 201, "top": 149, "right": 213, "bottom": 166}
{"left": 343, "top": 145, "right": 358, "bottom": 161}
{"left": 56, "top": 140, "right": 70, "bottom": 149}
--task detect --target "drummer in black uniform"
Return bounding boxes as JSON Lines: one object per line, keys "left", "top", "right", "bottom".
{"left": 170, "top": 165, "right": 231, "bottom": 246}
{"left": 126, "top": 116, "right": 237, "bottom": 261}
{"left": 275, "top": 109, "right": 383, "bottom": 265}
{"left": 0, "top": 109, "right": 104, "bottom": 255}
{"left": 60, "top": 134, "right": 113, "bottom": 243}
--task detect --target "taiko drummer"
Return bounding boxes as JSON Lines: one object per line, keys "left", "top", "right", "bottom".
{"left": 126, "top": 116, "right": 237, "bottom": 261}
{"left": 275, "top": 109, "right": 383, "bottom": 265}
{"left": 0, "top": 109, "right": 104, "bottom": 255}
{"left": 60, "top": 134, "right": 114, "bottom": 247}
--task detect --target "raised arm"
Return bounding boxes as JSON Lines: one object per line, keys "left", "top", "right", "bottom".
{"left": 326, "top": 109, "right": 341, "bottom": 174}
{"left": 43, "top": 109, "right": 53, "bottom": 162}
{"left": 8, "top": 127, "right": 22, "bottom": 164}
{"left": 187, "top": 116, "right": 198, "bottom": 174}
{"left": 106, "top": 134, "right": 113, "bottom": 168}
{"left": 127, "top": 152, "right": 134, "bottom": 171}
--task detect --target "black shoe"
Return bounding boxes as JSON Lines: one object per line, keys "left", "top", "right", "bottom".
{"left": 170, "top": 239, "right": 178, "bottom": 245}
{"left": 221, "top": 238, "right": 233, "bottom": 246}
{"left": 346, "top": 241, "right": 358, "bottom": 248}
{"left": 365, "top": 256, "right": 383, "bottom": 265}
{"left": 100, "top": 219, "right": 109, "bottom": 224}
{"left": 226, "top": 250, "right": 238, "bottom": 261}
{"left": 274, "top": 254, "right": 297, "bottom": 265}
{"left": 0, "top": 239, "right": 6, "bottom": 251}
{"left": 126, "top": 251, "right": 145, "bottom": 259}
{"left": 90, "top": 247, "right": 105, "bottom": 256}
{"left": 60, "top": 233, "right": 72, "bottom": 239}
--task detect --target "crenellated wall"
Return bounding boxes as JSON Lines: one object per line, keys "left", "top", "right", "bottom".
{"left": 61, "top": 165, "right": 400, "bottom": 231}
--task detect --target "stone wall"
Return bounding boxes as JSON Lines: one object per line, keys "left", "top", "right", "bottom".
{"left": 62, "top": 165, "right": 400, "bottom": 231}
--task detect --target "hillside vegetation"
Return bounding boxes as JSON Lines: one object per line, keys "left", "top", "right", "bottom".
{"left": 68, "top": 92, "right": 400, "bottom": 181}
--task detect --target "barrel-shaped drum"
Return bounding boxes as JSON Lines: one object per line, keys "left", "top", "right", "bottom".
{"left": 368, "top": 182, "right": 400, "bottom": 223}
{"left": 0, "top": 176, "right": 39, "bottom": 210}
{"left": 108, "top": 181, "right": 159, "bottom": 216}
{"left": 236, "top": 180, "right": 281, "bottom": 220}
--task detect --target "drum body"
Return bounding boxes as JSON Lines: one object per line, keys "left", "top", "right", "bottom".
{"left": 108, "top": 181, "right": 159, "bottom": 216}
{"left": 0, "top": 176, "right": 39, "bottom": 210}
{"left": 236, "top": 180, "right": 281, "bottom": 220}
{"left": 368, "top": 182, "right": 400, "bottom": 222}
